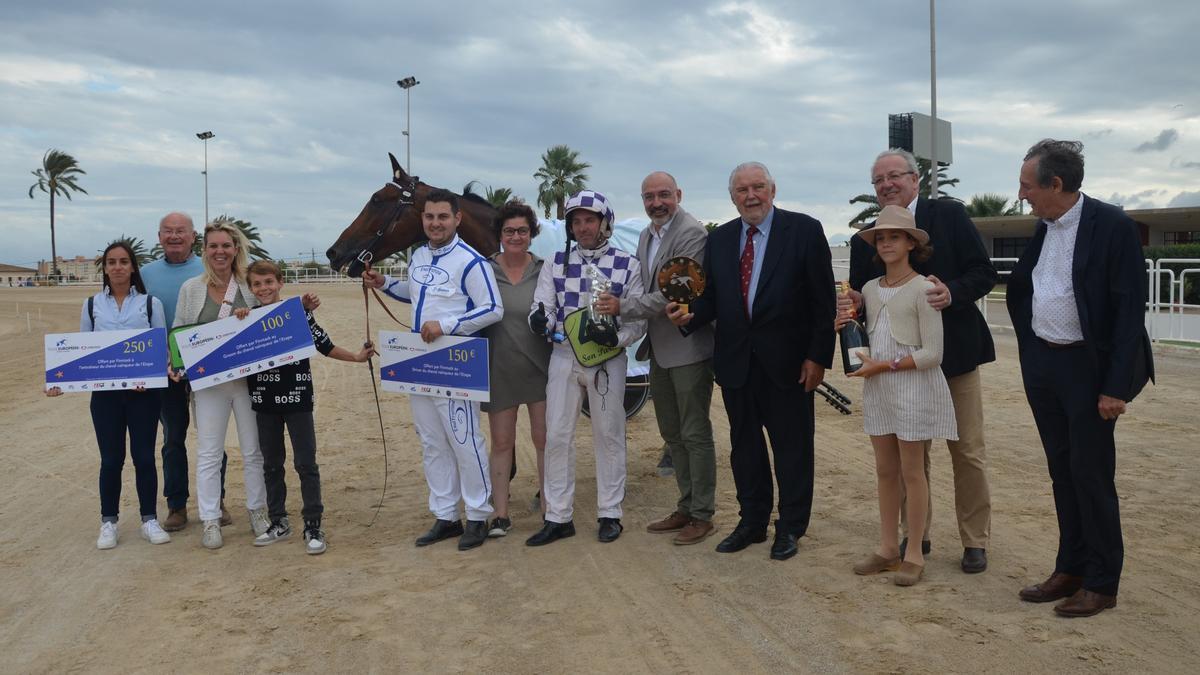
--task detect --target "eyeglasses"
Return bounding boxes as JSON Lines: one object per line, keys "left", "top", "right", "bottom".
{"left": 870, "top": 171, "right": 915, "bottom": 187}
{"left": 501, "top": 227, "right": 531, "bottom": 237}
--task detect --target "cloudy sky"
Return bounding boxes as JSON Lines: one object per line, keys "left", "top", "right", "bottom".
{"left": 3, "top": 0, "right": 1198, "bottom": 268}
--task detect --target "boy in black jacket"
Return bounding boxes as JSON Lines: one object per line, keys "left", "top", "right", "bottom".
{"left": 242, "top": 261, "right": 374, "bottom": 554}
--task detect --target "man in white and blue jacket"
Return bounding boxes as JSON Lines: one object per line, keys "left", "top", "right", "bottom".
{"left": 364, "top": 188, "right": 503, "bottom": 551}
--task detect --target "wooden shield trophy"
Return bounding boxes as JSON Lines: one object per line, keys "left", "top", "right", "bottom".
{"left": 657, "top": 257, "right": 705, "bottom": 314}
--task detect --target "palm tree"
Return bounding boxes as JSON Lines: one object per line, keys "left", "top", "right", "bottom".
{"left": 98, "top": 235, "right": 153, "bottom": 269}
{"left": 28, "top": 149, "right": 88, "bottom": 276}
{"left": 461, "top": 181, "right": 515, "bottom": 209}
{"left": 148, "top": 215, "right": 269, "bottom": 260}
{"left": 485, "top": 186, "right": 514, "bottom": 209}
{"left": 965, "top": 193, "right": 1022, "bottom": 218}
{"left": 207, "top": 213, "right": 271, "bottom": 258}
{"left": 533, "top": 145, "right": 590, "bottom": 219}
{"left": 847, "top": 158, "right": 960, "bottom": 228}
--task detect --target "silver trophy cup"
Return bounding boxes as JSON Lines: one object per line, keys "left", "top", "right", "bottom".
{"left": 586, "top": 264, "right": 617, "bottom": 332}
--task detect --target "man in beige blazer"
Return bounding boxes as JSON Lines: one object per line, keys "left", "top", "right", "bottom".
{"left": 597, "top": 171, "right": 717, "bottom": 544}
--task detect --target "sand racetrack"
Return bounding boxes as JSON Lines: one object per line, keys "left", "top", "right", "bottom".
{"left": 1, "top": 284, "right": 1198, "bottom": 674}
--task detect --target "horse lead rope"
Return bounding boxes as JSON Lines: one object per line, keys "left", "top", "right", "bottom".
{"left": 360, "top": 261, "right": 411, "bottom": 527}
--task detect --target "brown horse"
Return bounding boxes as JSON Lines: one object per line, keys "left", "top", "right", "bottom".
{"left": 327, "top": 153, "right": 500, "bottom": 277}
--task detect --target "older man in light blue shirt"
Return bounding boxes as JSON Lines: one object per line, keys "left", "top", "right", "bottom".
{"left": 140, "top": 212, "right": 224, "bottom": 531}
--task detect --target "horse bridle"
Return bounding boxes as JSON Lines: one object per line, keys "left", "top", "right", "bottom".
{"left": 357, "top": 173, "right": 418, "bottom": 527}
{"left": 354, "top": 174, "right": 420, "bottom": 267}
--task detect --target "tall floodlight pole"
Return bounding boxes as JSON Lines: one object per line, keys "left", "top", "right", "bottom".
{"left": 396, "top": 76, "right": 420, "bottom": 173}
{"left": 929, "top": 0, "right": 938, "bottom": 197}
{"left": 196, "top": 131, "right": 214, "bottom": 225}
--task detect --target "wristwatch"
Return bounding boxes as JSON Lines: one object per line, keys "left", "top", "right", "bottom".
{"left": 889, "top": 357, "right": 902, "bottom": 371}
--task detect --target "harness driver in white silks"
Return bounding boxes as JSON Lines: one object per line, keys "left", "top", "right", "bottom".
{"left": 363, "top": 188, "right": 504, "bottom": 551}
{"left": 526, "top": 190, "right": 646, "bottom": 546}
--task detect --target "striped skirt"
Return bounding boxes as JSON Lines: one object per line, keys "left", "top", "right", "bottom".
{"left": 862, "top": 308, "right": 958, "bottom": 442}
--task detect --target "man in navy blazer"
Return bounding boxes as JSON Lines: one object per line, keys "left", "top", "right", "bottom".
{"left": 669, "top": 162, "right": 836, "bottom": 560}
{"left": 1007, "top": 139, "right": 1154, "bottom": 618}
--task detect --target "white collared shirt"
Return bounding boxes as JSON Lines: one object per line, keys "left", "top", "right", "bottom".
{"left": 1031, "top": 194, "right": 1085, "bottom": 343}
{"left": 80, "top": 286, "right": 166, "bottom": 331}
{"left": 646, "top": 212, "right": 676, "bottom": 268}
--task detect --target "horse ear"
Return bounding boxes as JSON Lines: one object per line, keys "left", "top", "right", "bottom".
{"left": 389, "top": 153, "right": 404, "bottom": 181}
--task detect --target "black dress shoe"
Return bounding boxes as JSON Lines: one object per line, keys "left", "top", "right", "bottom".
{"left": 458, "top": 520, "right": 488, "bottom": 551}
{"left": 525, "top": 520, "right": 576, "bottom": 547}
{"left": 900, "top": 537, "right": 932, "bottom": 557}
{"left": 415, "top": 518, "right": 464, "bottom": 547}
{"left": 961, "top": 547, "right": 987, "bottom": 573}
{"left": 715, "top": 523, "right": 768, "bottom": 553}
{"left": 597, "top": 517, "right": 623, "bottom": 543}
{"left": 770, "top": 530, "right": 799, "bottom": 561}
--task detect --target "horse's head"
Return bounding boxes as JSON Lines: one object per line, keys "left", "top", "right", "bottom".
{"left": 327, "top": 153, "right": 428, "bottom": 278}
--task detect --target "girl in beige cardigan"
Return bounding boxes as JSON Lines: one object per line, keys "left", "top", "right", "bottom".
{"left": 845, "top": 206, "right": 957, "bottom": 587}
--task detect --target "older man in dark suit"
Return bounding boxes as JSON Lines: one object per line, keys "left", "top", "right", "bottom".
{"left": 669, "top": 162, "right": 836, "bottom": 560}
{"left": 840, "top": 148, "right": 998, "bottom": 574}
{"left": 1008, "top": 139, "right": 1154, "bottom": 618}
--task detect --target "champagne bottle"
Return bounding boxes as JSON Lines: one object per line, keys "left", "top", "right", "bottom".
{"left": 839, "top": 281, "right": 869, "bottom": 374}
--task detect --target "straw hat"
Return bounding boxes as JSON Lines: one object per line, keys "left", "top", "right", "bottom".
{"left": 856, "top": 205, "right": 930, "bottom": 246}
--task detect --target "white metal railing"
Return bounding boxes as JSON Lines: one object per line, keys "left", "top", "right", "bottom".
{"left": 282, "top": 265, "right": 408, "bottom": 284}
{"left": 1147, "top": 258, "right": 1200, "bottom": 344}
{"left": 987, "top": 257, "right": 1199, "bottom": 345}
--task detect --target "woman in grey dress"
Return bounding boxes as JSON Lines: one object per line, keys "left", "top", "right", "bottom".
{"left": 482, "top": 201, "right": 551, "bottom": 537}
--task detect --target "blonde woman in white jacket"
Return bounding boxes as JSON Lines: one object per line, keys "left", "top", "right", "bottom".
{"left": 172, "top": 220, "right": 269, "bottom": 549}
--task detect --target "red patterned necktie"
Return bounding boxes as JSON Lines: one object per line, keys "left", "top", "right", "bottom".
{"left": 739, "top": 224, "right": 758, "bottom": 315}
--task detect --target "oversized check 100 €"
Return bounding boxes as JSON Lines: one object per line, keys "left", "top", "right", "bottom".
{"left": 175, "top": 297, "right": 316, "bottom": 391}
{"left": 45, "top": 327, "right": 169, "bottom": 392}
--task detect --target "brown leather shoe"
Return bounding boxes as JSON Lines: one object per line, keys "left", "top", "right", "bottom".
{"left": 162, "top": 508, "right": 188, "bottom": 532}
{"left": 1054, "top": 589, "right": 1116, "bottom": 617}
{"left": 673, "top": 519, "right": 715, "bottom": 545}
{"left": 219, "top": 500, "right": 233, "bottom": 527}
{"left": 893, "top": 561, "right": 924, "bottom": 587}
{"left": 1019, "top": 572, "right": 1083, "bottom": 603}
{"left": 646, "top": 511, "right": 690, "bottom": 534}
{"left": 853, "top": 553, "right": 901, "bottom": 575}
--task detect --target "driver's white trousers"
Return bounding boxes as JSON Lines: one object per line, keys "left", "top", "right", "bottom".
{"left": 543, "top": 345, "right": 628, "bottom": 524}
{"left": 411, "top": 395, "right": 493, "bottom": 522}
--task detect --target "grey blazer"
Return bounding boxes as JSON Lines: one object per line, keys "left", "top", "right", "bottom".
{"left": 620, "top": 208, "right": 714, "bottom": 368}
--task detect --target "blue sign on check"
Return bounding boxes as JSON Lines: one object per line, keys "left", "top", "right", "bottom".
{"left": 45, "top": 328, "right": 169, "bottom": 392}
{"left": 176, "top": 297, "right": 316, "bottom": 391}
{"left": 379, "top": 331, "right": 490, "bottom": 402}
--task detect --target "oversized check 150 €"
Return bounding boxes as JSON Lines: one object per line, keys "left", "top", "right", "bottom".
{"left": 379, "top": 331, "right": 490, "bottom": 402}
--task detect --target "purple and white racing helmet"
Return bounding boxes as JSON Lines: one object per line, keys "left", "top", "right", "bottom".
{"left": 564, "top": 190, "right": 615, "bottom": 241}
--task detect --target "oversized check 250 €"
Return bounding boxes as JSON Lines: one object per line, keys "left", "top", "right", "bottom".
{"left": 45, "top": 327, "right": 168, "bottom": 392}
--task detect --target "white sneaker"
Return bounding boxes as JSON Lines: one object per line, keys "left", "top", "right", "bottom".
{"left": 140, "top": 519, "right": 171, "bottom": 545}
{"left": 249, "top": 507, "right": 271, "bottom": 537}
{"left": 97, "top": 521, "right": 119, "bottom": 550}
{"left": 303, "top": 522, "right": 326, "bottom": 555}
{"left": 201, "top": 519, "right": 223, "bottom": 549}
{"left": 253, "top": 517, "right": 291, "bottom": 547}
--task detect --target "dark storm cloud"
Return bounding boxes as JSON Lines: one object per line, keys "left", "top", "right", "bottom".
{"left": 1167, "top": 191, "right": 1200, "bottom": 208}
{"left": 1133, "top": 129, "right": 1179, "bottom": 153}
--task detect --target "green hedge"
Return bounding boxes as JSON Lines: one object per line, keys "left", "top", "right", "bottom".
{"left": 1144, "top": 242, "right": 1200, "bottom": 261}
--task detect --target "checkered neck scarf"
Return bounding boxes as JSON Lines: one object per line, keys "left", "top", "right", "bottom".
{"left": 550, "top": 243, "right": 635, "bottom": 324}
